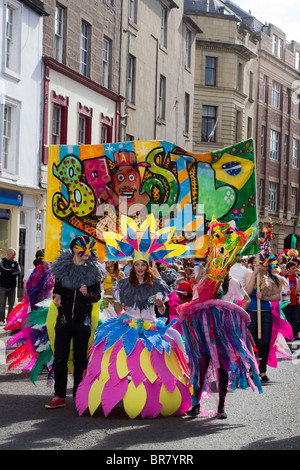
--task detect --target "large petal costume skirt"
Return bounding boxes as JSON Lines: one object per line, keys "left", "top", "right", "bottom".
{"left": 76, "top": 315, "right": 192, "bottom": 419}
{"left": 178, "top": 296, "right": 263, "bottom": 403}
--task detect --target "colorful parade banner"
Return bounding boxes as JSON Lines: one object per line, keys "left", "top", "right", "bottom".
{"left": 45, "top": 139, "right": 258, "bottom": 261}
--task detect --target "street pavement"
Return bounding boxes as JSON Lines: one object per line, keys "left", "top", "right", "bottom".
{"left": 0, "top": 327, "right": 299, "bottom": 451}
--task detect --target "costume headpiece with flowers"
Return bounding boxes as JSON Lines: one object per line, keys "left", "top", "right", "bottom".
{"left": 103, "top": 214, "right": 187, "bottom": 264}
{"left": 258, "top": 250, "right": 277, "bottom": 270}
{"left": 206, "top": 216, "right": 255, "bottom": 281}
{"left": 286, "top": 248, "right": 299, "bottom": 260}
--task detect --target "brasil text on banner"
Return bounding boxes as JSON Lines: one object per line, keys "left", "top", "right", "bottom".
{"left": 45, "top": 139, "right": 258, "bottom": 261}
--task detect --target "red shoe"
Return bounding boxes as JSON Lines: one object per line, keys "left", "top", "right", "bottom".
{"left": 45, "top": 395, "right": 66, "bottom": 409}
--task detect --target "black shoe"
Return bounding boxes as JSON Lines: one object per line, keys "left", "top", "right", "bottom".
{"left": 186, "top": 404, "right": 200, "bottom": 417}
{"left": 217, "top": 408, "right": 227, "bottom": 419}
{"left": 260, "top": 373, "right": 270, "bottom": 382}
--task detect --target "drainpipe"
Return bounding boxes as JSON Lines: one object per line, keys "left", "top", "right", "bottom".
{"left": 151, "top": 34, "right": 159, "bottom": 140}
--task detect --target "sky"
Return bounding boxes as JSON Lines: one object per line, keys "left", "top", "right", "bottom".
{"left": 233, "top": 0, "right": 300, "bottom": 43}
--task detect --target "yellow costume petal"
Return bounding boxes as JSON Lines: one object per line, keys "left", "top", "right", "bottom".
{"left": 140, "top": 348, "right": 158, "bottom": 383}
{"left": 159, "top": 384, "right": 181, "bottom": 416}
{"left": 116, "top": 347, "right": 130, "bottom": 379}
{"left": 164, "top": 350, "right": 186, "bottom": 384}
{"left": 88, "top": 378, "right": 104, "bottom": 416}
{"left": 101, "top": 346, "right": 113, "bottom": 381}
{"left": 123, "top": 381, "right": 147, "bottom": 419}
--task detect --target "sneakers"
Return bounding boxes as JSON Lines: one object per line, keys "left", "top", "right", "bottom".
{"left": 45, "top": 395, "right": 66, "bottom": 409}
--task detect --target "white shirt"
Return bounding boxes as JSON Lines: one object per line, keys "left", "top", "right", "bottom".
{"left": 222, "top": 276, "right": 247, "bottom": 302}
{"left": 229, "top": 263, "right": 252, "bottom": 289}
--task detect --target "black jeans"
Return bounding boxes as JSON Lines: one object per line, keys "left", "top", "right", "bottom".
{"left": 283, "top": 304, "right": 300, "bottom": 337}
{"left": 53, "top": 317, "right": 91, "bottom": 398}
{"left": 0, "top": 287, "right": 16, "bottom": 321}
{"left": 192, "top": 353, "right": 228, "bottom": 412}
{"left": 248, "top": 310, "right": 273, "bottom": 374}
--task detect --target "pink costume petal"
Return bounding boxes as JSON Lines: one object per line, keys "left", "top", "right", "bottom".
{"left": 141, "top": 379, "right": 162, "bottom": 419}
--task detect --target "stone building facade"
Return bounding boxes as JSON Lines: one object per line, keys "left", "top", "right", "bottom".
{"left": 118, "top": 0, "right": 200, "bottom": 152}
{"left": 185, "top": 0, "right": 300, "bottom": 253}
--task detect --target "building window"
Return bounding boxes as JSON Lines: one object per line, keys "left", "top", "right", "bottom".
{"left": 283, "top": 184, "right": 286, "bottom": 212}
{"left": 129, "top": 0, "right": 137, "bottom": 23}
{"left": 4, "top": 3, "right": 21, "bottom": 75}
{"left": 259, "top": 179, "right": 264, "bottom": 208}
{"left": 247, "top": 117, "right": 252, "bottom": 139}
{"left": 296, "top": 51, "right": 300, "bottom": 71}
{"left": 127, "top": 54, "right": 136, "bottom": 104}
{"left": 205, "top": 57, "right": 217, "bottom": 86}
{"left": 262, "top": 76, "right": 268, "bottom": 103}
{"left": 55, "top": 4, "right": 65, "bottom": 63}
{"left": 270, "top": 129, "right": 279, "bottom": 161}
{"left": 285, "top": 89, "right": 290, "bottom": 114}
{"left": 52, "top": 106, "right": 61, "bottom": 144}
{"left": 51, "top": 92, "right": 69, "bottom": 144}
{"left": 284, "top": 134, "right": 289, "bottom": 164}
{"left": 271, "top": 82, "right": 281, "bottom": 108}
{"left": 2, "top": 105, "right": 11, "bottom": 170}
{"left": 81, "top": 20, "right": 90, "bottom": 77}
{"left": 278, "top": 38, "right": 283, "bottom": 59}
{"left": 160, "top": 5, "right": 167, "bottom": 48}
{"left": 184, "top": 93, "right": 190, "bottom": 134}
{"left": 261, "top": 125, "right": 266, "bottom": 157}
{"left": 100, "top": 114, "right": 113, "bottom": 144}
{"left": 294, "top": 99, "right": 299, "bottom": 119}
{"left": 158, "top": 75, "right": 166, "bottom": 120}
{"left": 292, "top": 138, "right": 299, "bottom": 167}
{"left": 249, "top": 72, "right": 254, "bottom": 101}
{"left": 268, "top": 181, "right": 278, "bottom": 212}
{"left": 103, "top": 37, "right": 111, "bottom": 88}
{"left": 272, "top": 34, "right": 277, "bottom": 55}
{"left": 202, "top": 106, "right": 217, "bottom": 142}
{"left": 185, "top": 27, "right": 191, "bottom": 69}
{"left": 5, "top": 6, "right": 13, "bottom": 68}
{"left": 291, "top": 187, "right": 297, "bottom": 215}
{"left": 2, "top": 101, "right": 19, "bottom": 175}
{"left": 78, "top": 103, "right": 92, "bottom": 145}
{"left": 237, "top": 63, "right": 244, "bottom": 93}
{"left": 236, "top": 110, "right": 242, "bottom": 142}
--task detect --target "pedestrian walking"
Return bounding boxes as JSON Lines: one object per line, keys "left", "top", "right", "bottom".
{"left": 0, "top": 248, "right": 21, "bottom": 325}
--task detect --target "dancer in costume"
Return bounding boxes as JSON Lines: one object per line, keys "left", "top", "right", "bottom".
{"left": 100, "top": 261, "right": 124, "bottom": 322}
{"left": 159, "top": 268, "right": 181, "bottom": 324}
{"left": 76, "top": 215, "right": 192, "bottom": 419}
{"left": 178, "top": 217, "right": 262, "bottom": 419}
{"left": 245, "top": 251, "right": 289, "bottom": 382}
{"left": 5, "top": 250, "right": 55, "bottom": 372}
{"left": 45, "top": 235, "right": 104, "bottom": 409}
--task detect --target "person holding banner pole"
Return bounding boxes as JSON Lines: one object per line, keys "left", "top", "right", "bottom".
{"left": 245, "top": 252, "right": 285, "bottom": 381}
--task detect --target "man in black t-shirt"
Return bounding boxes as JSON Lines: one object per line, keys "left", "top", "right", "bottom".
{"left": 0, "top": 248, "right": 21, "bottom": 324}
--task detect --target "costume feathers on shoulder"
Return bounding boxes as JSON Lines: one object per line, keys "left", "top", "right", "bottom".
{"left": 50, "top": 249, "right": 105, "bottom": 289}
{"left": 118, "top": 276, "right": 168, "bottom": 310}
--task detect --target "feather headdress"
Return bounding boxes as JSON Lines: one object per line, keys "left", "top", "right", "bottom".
{"left": 103, "top": 214, "right": 186, "bottom": 264}
{"left": 258, "top": 250, "right": 277, "bottom": 270}
{"left": 74, "top": 235, "right": 97, "bottom": 258}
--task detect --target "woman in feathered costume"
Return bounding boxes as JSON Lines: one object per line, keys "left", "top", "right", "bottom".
{"left": 178, "top": 217, "right": 262, "bottom": 419}
{"left": 75, "top": 215, "right": 192, "bottom": 419}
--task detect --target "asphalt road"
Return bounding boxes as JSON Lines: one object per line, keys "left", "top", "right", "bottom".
{"left": 0, "top": 329, "right": 299, "bottom": 452}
